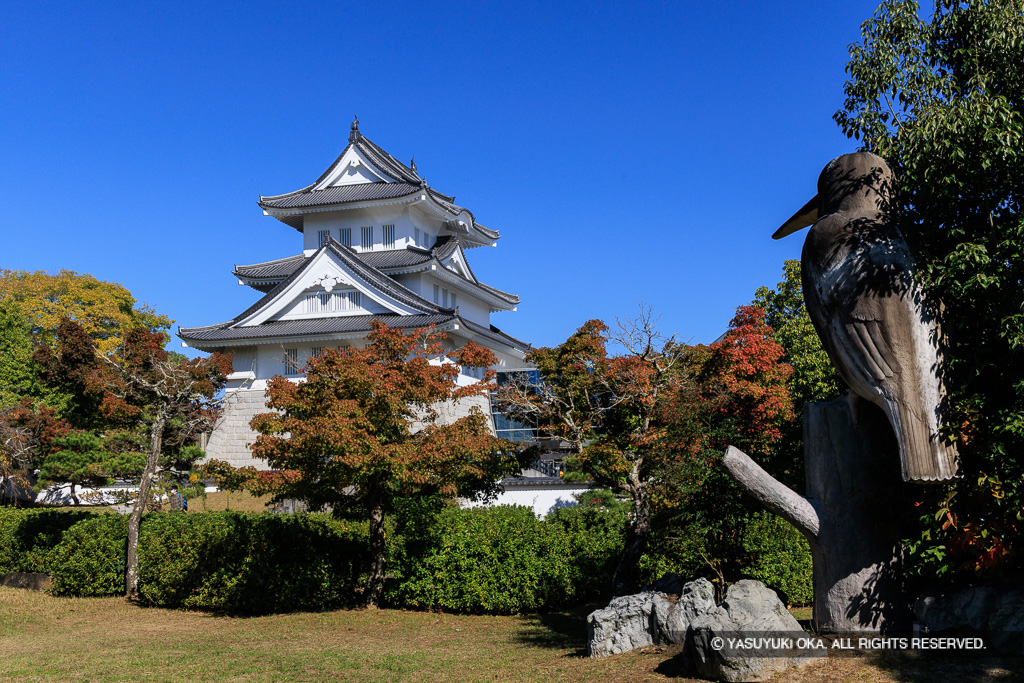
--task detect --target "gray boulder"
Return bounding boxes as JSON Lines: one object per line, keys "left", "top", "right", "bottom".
{"left": 915, "top": 587, "right": 996, "bottom": 633}
{"left": 688, "top": 580, "right": 821, "bottom": 682}
{"left": 587, "top": 577, "right": 716, "bottom": 658}
{"left": 917, "top": 587, "right": 1024, "bottom": 655}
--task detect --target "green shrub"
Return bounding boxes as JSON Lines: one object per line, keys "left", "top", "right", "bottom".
{"left": 137, "top": 512, "right": 368, "bottom": 613}
{"left": 0, "top": 506, "right": 97, "bottom": 573}
{"left": 546, "top": 504, "right": 625, "bottom": 600}
{"left": 48, "top": 513, "right": 128, "bottom": 596}
{"left": 389, "top": 505, "right": 599, "bottom": 613}
{"left": 740, "top": 511, "right": 813, "bottom": 605}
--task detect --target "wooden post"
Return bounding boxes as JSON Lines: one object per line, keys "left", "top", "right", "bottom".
{"left": 723, "top": 395, "right": 910, "bottom": 633}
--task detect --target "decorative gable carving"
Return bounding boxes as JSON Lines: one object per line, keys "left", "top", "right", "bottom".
{"left": 314, "top": 147, "right": 392, "bottom": 189}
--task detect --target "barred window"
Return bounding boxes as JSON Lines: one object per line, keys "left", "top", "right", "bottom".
{"left": 284, "top": 348, "right": 300, "bottom": 376}
{"left": 340, "top": 228, "right": 352, "bottom": 247}
{"left": 317, "top": 229, "right": 329, "bottom": 246}
{"left": 310, "top": 347, "right": 323, "bottom": 361}
{"left": 383, "top": 224, "right": 395, "bottom": 249}
{"left": 331, "top": 291, "right": 361, "bottom": 311}
{"left": 304, "top": 292, "right": 330, "bottom": 313}
{"left": 361, "top": 226, "right": 373, "bottom": 250}
{"left": 414, "top": 228, "right": 421, "bottom": 246}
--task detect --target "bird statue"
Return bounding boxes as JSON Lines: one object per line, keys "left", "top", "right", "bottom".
{"left": 773, "top": 152, "right": 959, "bottom": 483}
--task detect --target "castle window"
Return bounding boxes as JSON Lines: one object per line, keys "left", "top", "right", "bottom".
{"left": 414, "top": 228, "right": 421, "bottom": 246}
{"left": 361, "top": 226, "right": 373, "bottom": 250}
{"left": 318, "top": 230, "right": 329, "bottom": 246}
{"left": 284, "top": 348, "right": 300, "bottom": 376}
{"left": 451, "top": 292, "right": 457, "bottom": 309}
{"left": 433, "top": 284, "right": 440, "bottom": 304}
{"left": 331, "top": 291, "right": 361, "bottom": 311}
{"left": 383, "top": 224, "right": 395, "bottom": 249}
{"left": 304, "top": 292, "right": 330, "bottom": 314}
{"left": 310, "top": 347, "right": 323, "bottom": 358}
{"left": 340, "top": 228, "right": 352, "bottom": 247}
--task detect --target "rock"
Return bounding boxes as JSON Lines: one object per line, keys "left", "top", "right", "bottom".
{"left": 987, "top": 591, "right": 1024, "bottom": 655}
{"left": 0, "top": 572, "right": 51, "bottom": 591}
{"left": 688, "top": 580, "right": 821, "bottom": 682}
{"left": 654, "top": 578, "right": 716, "bottom": 646}
{"left": 587, "top": 577, "right": 716, "bottom": 658}
{"left": 915, "top": 587, "right": 996, "bottom": 633}
{"left": 588, "top": 592, "right": 661, "bottom": 657}
{"left": 915, "top": 587, "right": 1024, "bottom": 655}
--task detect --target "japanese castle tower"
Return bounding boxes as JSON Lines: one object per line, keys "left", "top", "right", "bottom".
{"left": 179, "top": 119, "right": 530, "bottom": 468}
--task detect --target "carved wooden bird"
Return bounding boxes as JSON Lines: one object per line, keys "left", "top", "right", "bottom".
{"left": 774, "top": 152, "right": 959, "bottom": 483}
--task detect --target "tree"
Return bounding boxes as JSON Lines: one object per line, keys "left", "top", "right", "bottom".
{"left": 752, "top": 261, "right": 845, "bottom": 491}
{"left": 655, "top": 306, "right": 796, "bottom": 591}
{"left": 496, "top": 308, "right": 689, "bottom": 593}
{"left": 97, "top": 326, "right": 231, "bottom": 600}
{"left": 0, "top": 300, "right": 40, "bottom": 409}
{"left": 248, "top": 320, "right": 523, "bottom": 606}
{"left": 0, "top": 269, "right": 171, "bottom": 355}
{"left": 835, "top": 0, "right": 1024, "bottom": 582}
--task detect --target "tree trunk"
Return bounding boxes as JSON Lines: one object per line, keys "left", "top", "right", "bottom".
{"left": 125, "top": 412, "right": 166, "bottom": 601}
{"left": 611, "top": 482, "right": 650, "bottom": 596}
{"left": 70, "top": 482, "right": 79, "bottom": 506}
{"left": 363, "top": 501, "right": 387, "bottom": 607}
{"left": 723, "top": 395, "right": 910, "bottom": 632}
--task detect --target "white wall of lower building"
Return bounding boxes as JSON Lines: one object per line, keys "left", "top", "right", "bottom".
{"left": 461, "top": 486, "right": 590, "bottom": 519}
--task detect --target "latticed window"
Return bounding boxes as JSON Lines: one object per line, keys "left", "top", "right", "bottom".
{"left": 414, "top": 228, "right": 421, "bottom": 246}
{"left": 331, "top": 291, "right": 361, "bottom": 311}
{"left": 383, "top": 224, "right": 395, "bottom": 249}
{"left": 304, "top": 292, "right": 330, "bottom": 313}
{"left": 340, "top": 228, "right": 352, "bottom": 247}
{"left": 318, "top": 230, "right": 329, "bottom": 246}
{"left": 361, "top": 226, "right": 373, "bottom": 250}
{"left": 310, "top": 347, "right": 322, "bottom": 358}
{"left": 284, "top": 348, "right": 300, "bottom": 376}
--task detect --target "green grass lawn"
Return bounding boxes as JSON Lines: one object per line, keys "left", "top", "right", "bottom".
{"left": 2, "top": 587, "right": 1021, "bottom": 682}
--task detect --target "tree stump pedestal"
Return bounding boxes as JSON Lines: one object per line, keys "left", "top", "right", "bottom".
{"left": 724, "top": 395, "right": 910, "bottom": 632}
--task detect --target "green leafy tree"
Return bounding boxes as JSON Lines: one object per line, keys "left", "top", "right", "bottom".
{"left": 0, "top": 270, "right": 171, "bottom": 355}
{"left": 0, "top": 300, "right": 40, "bottom": 409}
{"left": 249, "top": 321, "right": 524, "bottom": 606}
{"left": 836, "top": 0, "right": 1024, "bottom": 581}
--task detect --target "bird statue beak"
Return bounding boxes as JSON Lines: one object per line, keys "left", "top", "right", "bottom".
{"left": 773, "top": 194, "right": 819, "bottom": 240}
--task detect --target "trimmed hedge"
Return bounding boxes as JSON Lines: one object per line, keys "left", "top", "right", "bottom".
{"left": 136, "top": 512, "right": 368, "bottom": 613}
{"left": 3, "top": 502, "right": 625, "bottom": 615}
{"left": 388, "top": 505, "right": 624, "bottom": 613}
{"left": 48, "top": 513, "right": 127, "bottom": 596}
{"left": 0, "top": 506, "right": 97, "bottom": 574}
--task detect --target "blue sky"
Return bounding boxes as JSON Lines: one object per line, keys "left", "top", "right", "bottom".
{"left": 1, "top": 1, "right": 884, "bottom": 355}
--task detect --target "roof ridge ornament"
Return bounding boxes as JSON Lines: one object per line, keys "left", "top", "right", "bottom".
{"left": 348, "top": 115, "right": 361, "bottom": 143}
{"left": 410, "top": 156, "right": 417, "bottom": 173}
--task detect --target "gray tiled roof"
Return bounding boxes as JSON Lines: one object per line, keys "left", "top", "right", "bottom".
{"left": 460, "top": 317, "right": 530, "bottom": 352}
{"left": 233, "top": 239, "right": 519, "bottom": 306}
{"left": 179, "top": 311, "right": 530, "bottom": 355}
{"left": 179, "top": 313, "right": 458, "bottom": 343}
{"left": 234, "top": 254, "right": 308, "bottom": 280}
{"left": 257, "top": 130, "right": 500, "bottom": 244}
{"left": 258, "top": 182, "right": 420, "bottom": 210}
{"left": 225, "top": 238, "right": 445, "bottom": 327}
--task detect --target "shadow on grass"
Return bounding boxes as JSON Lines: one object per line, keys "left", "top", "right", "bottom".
{"left": 865, "top": 650, "right": 1024, "bottom": 683}
{"left": 512, "top": 602, "right": 599, "bottom": 657}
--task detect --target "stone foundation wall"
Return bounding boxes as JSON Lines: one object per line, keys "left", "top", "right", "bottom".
{"left": 204, "top": 390, "right": 496, "bottom": 471}
{"left": 203, "top": 389, "right": 273, "bottom": 469}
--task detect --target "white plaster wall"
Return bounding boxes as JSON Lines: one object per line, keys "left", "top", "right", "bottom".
{"left": 461, "top": 487, "right": 591, "bottom": 519}
{"left": 303, "top": 206, "right": 436, "bottom": 253}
